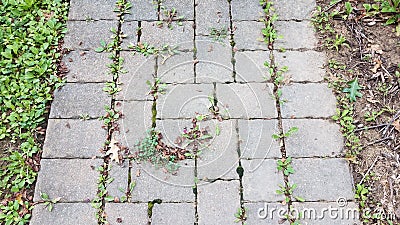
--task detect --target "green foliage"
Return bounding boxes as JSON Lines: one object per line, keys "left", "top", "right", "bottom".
{"left": 355, "top": 184, "right": 369, "bottom": 207}
{"left": 234, "top": 207, "right": 247, "bottom": 223}
{"left": 0, "top": 1, "right": 68, "bottom": 224}
{"left": 277, "top": 157, "right": 295, "bottom": 176}
{"left": 272, "top": 127, "right": 299, "bottom": 140}
{"left": 209, "top": 27, "right": 228, "bottom": 43}
{"left": 343, "top": 78, "right": 363, "bottom": 102}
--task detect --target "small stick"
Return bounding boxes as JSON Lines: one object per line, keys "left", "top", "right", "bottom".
{"left": 382, "top": 109, "right": 400, "bottom": 137}
{"left": 363, "top": 136, "right": 393, "bottom": 148}
{"left": 323, "top": 0, "right": 344, "bottom": 12}
{"left": 354, "top": 123, "right": 388, "bottom": 132}
{"left": 359, "top": 156, "right": 380, "bottom": 185}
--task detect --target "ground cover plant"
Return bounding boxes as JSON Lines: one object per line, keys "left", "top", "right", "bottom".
{"left": 0, "top": 0, "right": 69, "bottom": 224}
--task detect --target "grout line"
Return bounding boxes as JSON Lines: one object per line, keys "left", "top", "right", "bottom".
{"left": 193, "top": 1, "right": 199, "bottom": 224}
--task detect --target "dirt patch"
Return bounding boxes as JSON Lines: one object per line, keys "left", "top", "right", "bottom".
{"left": 315, "top": 0, "right": 400, "bottom": 224}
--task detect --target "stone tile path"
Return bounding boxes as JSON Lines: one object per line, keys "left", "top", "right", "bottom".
{"left": 31, "top": 0, "right": 360, "bottom": 224}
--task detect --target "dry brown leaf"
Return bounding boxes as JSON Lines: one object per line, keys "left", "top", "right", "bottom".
{"left": 370, "top": 44, "right": 383, "bottom": 54}
{"left": 371, "top": 59, "right": 382, "bottom": 73}
{"left": 392, "top": 120, "right": 400, "bottom": 132}
{"left": 106, "top": 137, "right": 120, "bottom": 163}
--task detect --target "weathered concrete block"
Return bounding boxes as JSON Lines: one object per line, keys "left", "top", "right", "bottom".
{"left": 280, "top": 83, "right": 336, "bottom": 118}
{"left": 105, "top": 203, "right": 149, "bottom": 225}
{"left": 235, "top": 50, "right": 271, "bottom": 82}
{"left": 64, "top": 21, "right": 117, "bottom": 50}
{"left": 33, "top": 159, "right": 102, "bottom": 202}
{"left": 282, "top": 119, "right": 344, "bottom": 157}
{"left": 152, "top": 203, "right": 196, "bottom": 224}
{"left": 68, "top": 0, "right": 116, "bottom": 20}
{"left": 275, "top": 21, "right": 318, "bottom": 50}
{"left": 234, "top": 21, "right": 268, "bottom": 50}
{"left": 231, "top": 0, "right": 264, "bottom": 21}
{"left": 291, "top": 158, "right": 355, "bottom": 201}
{"left": 30, "top": 203, "right": 97, "bottom": 225}
{"left": 274, "top": 0, "right": 316, "bottom": 21}
{"left": 239, "top": 119, "right": 281, "bottom": 159}
{"left": 197, "top": 180, "right": 241, "bottom": 225}
{"left": 195, "top": 0, "right": 230, "bottom": 36}
{"left": 158, "top": 51, "right": 195, "bottom": 83}
{"left": 125, "top": 0, "right": 158, "bottom": 21}
{"left": 216, "top": 83, "right": 277, "bottom": 119}
{"left": 63, "top": 51, "right": 111, "bottom": 83}
{"left": 49, "top": 83, "right": 111, "bottom": 119}
{"left": 243, "top": 203, "right": 290, "bottom": 225}
{"left": 43, "top": 119, "right": 106, "bottom": 158}
{"left": 242, "top": 159, "right": 283, "bottom": 202}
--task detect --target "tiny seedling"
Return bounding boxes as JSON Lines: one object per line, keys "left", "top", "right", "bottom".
{"left": 272, "top": 127, "right": 299, "bottom": 140}
{"left": 40, "top": 192, "right": 61, "bottom": 212}
{"left": 79, "top": 113, "right": 90, "bottom": 121}
{"left": 209, "top": 27, "right": 228, "bottom": 42}
{"left": 277, "top": 157, "right": 295, "bottom": 176}
{"left": 234, "top": 207, "right": 247, "bottom": 223}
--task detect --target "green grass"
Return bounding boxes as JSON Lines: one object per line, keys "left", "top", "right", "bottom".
{"left": 0, "top": 0, "right": 69, "bottom": 224}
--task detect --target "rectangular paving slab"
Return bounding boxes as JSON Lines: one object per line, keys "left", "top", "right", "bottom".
{"left": 239, "top": 119, "right": 281, "bottom": 159}
{"left": 105, "top": 203, "right": 149, "bottom": 225}
{"left": 33, "top": 159, "right": 102, "bottom": 202}
{"left": 290, "top": 158, "right": 355, "bottom": 202}
{"left": 235, "top": 50, "right": 271, "bottom": 82}
{"left": 231, "top": 0, "right": 264, "bottom": 21}
{"left": 129, "top": 161, "right": 195, "bottom": 202}
{"left": 274, "top": 0, "right": 316, "bottom": 21}
{"left": 116, "top": 52, "right": 155, "bottom": 101}
{"left": 274, "top": 50, "right": 326, "bottom": 82}
{"left": 282, "top": 119, "right": 344, "bottom": 157}
{"left": 107, "top": 161, "right": 129, "bottom": 199}
{"left": 216, "top": 83, "right": 277, "bottom": 119}
{"left": 234, "top": 21, "right": 268, "bottom": 50}
{"left": 120, "top": 21, "right": 139, "bottom": 50}
{"left": 125, "top": 0, "right": 158, "bottom": 21}
{"left": 42, "top": 119, "right": 106, "bottom": 158}
{"left": 157, "top": 83, "right": 214, "bottom": 119}
{"left": 68, "top": 0, "right": 116, "bottom": 20}
{"left": 196, "top": 38, "right": 234, "bottom": 83}
{"left": 63, "top": 20, "right": 117, "bottom": 50}
{"left": 30, "top": 203, "right": 97, "bottom": 225}
{"left": 151, "top": 203, "right": 196, "bottom": 224}
{"left": 158, "top": 51, "right": 195, "bottom": 83}
{"left": 242, "top": 159, "right": 284, "bottom": 202}
{"left": 160, "top": 0, "right": 195, "bottom": 21}
{"left": 197, "top": 180, "right": 241, "bottom": 225}
{"left": 195, "top": 0, "right": 230, "bottom": 36}
{"left": 49, "top": 83, "right": 111, "bottom": 119}
{"left": 63, "top": 50, "right": 111, "bottom": 83}
{"left": 280, "top": 83, "right": 336, "bottom": 118}
{"left": 275, "top": 21, "right": 318, "bottom": 50}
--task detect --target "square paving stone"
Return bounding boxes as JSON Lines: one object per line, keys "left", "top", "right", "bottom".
{"left": 63, "top": 50, "right": 111, "bottom": 83}
{"left": 113, "top": 101, "right": 153, "bottom": 150}
{"left": 292, "top": 202, "right": 360, "bottom": 224}
{"left": 152, "top": 203, "right": 196, "bottom": 224}
{"left": 158, "top": 51, "right": 195, "bottom": 83}
{"left": 216, "top": 83, "right": 277, "bottom": 119}
{"left": 129, "top": 161, "right": 195, "bottom": 202}
{"left": 120, "top": 21, "right": 139, "bottom": 50}
{"left": 243, "top": 203, "right": 290, "bottom": 225}
{"left": 275, "top": 21, "right": 318, "bottom": 50}
{"left": 197, "top": 180, "right": 241, "bottom": 225}
{"left": 274, "top": 50, "right": 326, "bottom": 82}
{"left": 290, "top": 158, "right": 355, "bottom": 202}
{"left": 274, "top": 0, "right": 316, "bottom": 21}
{"left": 235, "top": 50, "right": 271, "bottom": 82}
{"left": 49, "top": 83, "right": 111, "bottom": 119}
{"left": 34, "top": 159, "right": 102, "bottom": 202}
{"left": 125, "top": 0, "right": 158, "bottom": 21}
{"left": 157, "top": 84, "right": 214, "bottom": 119}
{"left": 195, "top": 0, "right": 230, "bottom": 36}
{"left": 234, "top": 21, "right": 268, "bottom": 50}
{"left": 282, "top": 119, "right": 344, "bottom": 157}
{"left": 42, "top": 119, "right": 106, "bottom": 158}
{"left": 231, "top": 0, "right": 264, "bottom": 21}
{"left": 196, "top": 39, "right": 234, "bottom": 83}
{"left": 242, "top": 159, "right": 283, "bottom": 202}
{"left": 239, "top": 120, "right": 281, "bottom": 159}
{"left": 160, "top": 0, "right": 195, "bottom": 20}
{"left": 107, "top": 161, "right": 129, "bottom": 199}
{"left": 280, "top": 83, "right": 336, "bottom": 118}
{"left": 140, "top": 21, "right": 194, "bottom": 50}
{"left": 30, "top": 203, "right": 97, "bottom": 225}
{"left": 105, "top": 203, "right": 149, "bottom": 225}
{"left": 63, "top": 21, "right": 117, "bottom": 50}
{"left": 68, "top": 0, "right": 116, "bottom": 20}
{"left": 116, "top": 52, "right": 156, "bottom": 101}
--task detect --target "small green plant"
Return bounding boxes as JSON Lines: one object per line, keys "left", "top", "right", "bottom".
{"left": 326, "top": 34, "right": 350, "bottom": 51}
{"left": 39, "top": 192, "right": 61, "bottom": 212}
{"left": 277, "top": 157, "right": 295, "bottom": 176}
{"left": 234, "top": 207, "right": 247, "bottom": 223}
{"left": 147, "top": 78, "right": 167, "bottom": 99}
{"left": 342, "top": 78, "right": 363, "bottom": 102}
{"left": 355, "top": 184, "right": 369, "bottom": 207}
{"left": 364, "top": 110, "right": 384, "bottom": 122}
{"left": 272, "top": 127, "right": 299, "bottom": 140}
{"left": 209, "top": 27, "right": 228, "bottom": 42}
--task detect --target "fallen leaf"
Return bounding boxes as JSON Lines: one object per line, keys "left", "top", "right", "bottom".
{"left": 370, "top": 44, "right": 383, "bottom": 54}
{"left": 371, "top": 59, "right": 382, "bottom": 73}
{"left": 106, "top": 137, "right": 120, "bottom": 163}
{"left": 392, "top": 120, "right": 400, "bottom": 132}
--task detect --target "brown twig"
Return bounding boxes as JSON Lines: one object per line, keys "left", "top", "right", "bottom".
{"left": 355, "top": 123, "right": 388, "bottom": 132}
{"left": 358, "top": 156, "right": 380, "bottom": 185}
{"left": 323, "top": 0, "right": 344, "bottom": 12}
{"left": 382, "top": 109, "right": 400, "bottom": 137}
